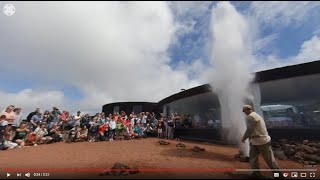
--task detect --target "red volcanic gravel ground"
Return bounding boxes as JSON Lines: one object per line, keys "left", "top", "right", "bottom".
{"left": 0, "top": 138, "right": 318, "bottom": 179}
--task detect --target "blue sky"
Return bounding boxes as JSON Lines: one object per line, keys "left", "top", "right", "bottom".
{"left": 0, "top": 1, "right": 319, "bottom": 114}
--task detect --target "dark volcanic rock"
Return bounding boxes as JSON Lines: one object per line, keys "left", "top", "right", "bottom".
{"left": 308, "top": 161, "right": 317, "bottom": 165}
{"left": 293, "top": 155, "right": 304, "bottom": 161}
{"left": 284, "top": 148, "right": 296, "bottom": 157}
{"left": 193, "top": 146, "right": 205, "bottom": 152}
{"left": 290, "top": 141, "right": 298, "bottom": 145}
{"left": 308, "top": 143, "right": 318, "bottom": 147}
{"left": 101, "top": 163, "right": 140, "bottom": 176}
{"left": 301, "top": 145, "right": 314, "bottom": 154}
{"left": 274, "top": 149, "right": 287, "bottom": 160}
{"left": 159, "top": 141, "right": 170, "bottom": 145}
{"left": 282, "top": 144, "right": 295, "bottom": 157}
{"left": 272, "top": 142, "right": 281, "bottom": 149}
{"left": 302, "top": 154, "right": 320, "bottom": 163}
{"left": 279, "top": 139, "right": 288, "bottom": 144}
{"left": 302, "top": 140, "right": 309, "bottom": 145}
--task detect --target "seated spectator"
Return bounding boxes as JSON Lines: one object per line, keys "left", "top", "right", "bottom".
{"left": 68, "top": 125, "right": 80, "bottom": 142}
{"left": 81, "top": 114, "right": 91, "bottom": 129}
{"left": 0, "top": 115, "right": 7, "bottom": 141}
{"left": 134, "top": 123, "right": 144, "bottom": 138}
{"left": 34, "top": 123, "right": 52, "bottom": 145}
{"left": 49, "top": 107, "right": 61, "bottom": 129}
{"left": 42, "top": 110, "right": 50, "bottom": 125}
{"left": 143, "top": 123, "right": 154, "bottom": 137}
{"left": 115, "top": 117, "right": 125, "bottom": 140}
{"left": 124, "top": 117, "right": 131, "bottom": 127}
{"left": 31, "top": 110, "right": 43, "bottom": 131}
{"left": 127, "top": 124, "right": 139, "bottom": 139}
{"left": 2, "top": 123, "right": 18, "bottom": 149}
{"left": 98, "top": 122, "right": 109, "bottom": 141}
{"left": 48, "top": 123, "right": 62, "bottom": 143}
{"left": 79, "top": 124, "right": 88, "bottom": 141}
{"left": 12, "top": 121, "right": 30, "bottom": 148}
{"left": 89, "top": 117, "right": 99, "bottom": 142}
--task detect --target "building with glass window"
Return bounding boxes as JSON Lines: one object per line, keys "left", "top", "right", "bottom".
{"left": 157, "top": 60, "right": 320, "bottom": 141}
{"left": 102, "top": 60, "right": 320, "bottom": 141}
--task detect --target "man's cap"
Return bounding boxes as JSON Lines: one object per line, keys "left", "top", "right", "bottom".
{"left": 243, "top": 105, "right": 253, "bottom": 110}
{"left": 77, "top": 111, "right": 81, "bottom": 113}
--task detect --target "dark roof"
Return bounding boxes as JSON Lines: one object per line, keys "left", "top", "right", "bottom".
{"left": 254, "top": 60, "right": 320, "bottom": 83}
{"left": 158, "top": 84, "right": 212, "bottom": 107}
{"left": 158, "top": 60, "right": 320, "bottom": 106}
{"left": 103, "top": 102, "right": 157, "bottom": 107}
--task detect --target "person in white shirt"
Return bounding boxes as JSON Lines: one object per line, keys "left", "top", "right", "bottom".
{"left": 207, "top": 119, "right": 214, "bottom": 128}
{"left": 109, "top": 117, "right": 116, "bottom": 141}
{"left": 13, "top": 108, "right": 23, "bottom": 128}
{"left": 73, "top": 111, "right": 82, "bottom": 126}
{"left": 241, "top": 105, "right": 282, "bottom": 178}
{"left": 34, "top": 123, "right": 52, "bottom": 145}
{"left": 141, "top": 112, "right": 147, "bottom": 127}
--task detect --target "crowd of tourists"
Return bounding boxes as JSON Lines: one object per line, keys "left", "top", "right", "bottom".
{"left": 0, "top": 105, "right": 186, "bottom": 150}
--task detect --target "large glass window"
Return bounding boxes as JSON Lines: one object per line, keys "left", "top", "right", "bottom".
{"left": 160, "top": 73, "right": 320, "bottom": 129}
{"left": 133, "top": 105, "right": 142, "bottom": 114}
{"left": 165, "top": 92, "right": 221, "bottom": 128}
{"left": 260, "top": 74, "right": 320, "bottom": 128}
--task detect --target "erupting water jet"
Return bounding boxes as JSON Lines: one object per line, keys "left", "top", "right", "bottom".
{"left": 209, "top": 1, "right": 257, "bottom": 157}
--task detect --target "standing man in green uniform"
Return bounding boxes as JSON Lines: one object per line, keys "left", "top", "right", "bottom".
{"left": 241, "top": 105, "right": 283, "bottom": 178}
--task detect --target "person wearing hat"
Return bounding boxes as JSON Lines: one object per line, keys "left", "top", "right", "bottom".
{"left": 241, "top": 105, "right": 283, "bottom": 178}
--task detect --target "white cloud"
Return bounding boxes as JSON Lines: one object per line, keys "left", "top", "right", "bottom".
{"left": 169, "top": 1, "right": 212, "bottom": 18}
{"left": 250, "top": 1, "right": 320, "bottom": 28}
{"left": 0, "top": 1, "right": 198, "bottom": 113}
{"left": 0, "top": 89, "right": 66, "bottom": 117}
{"left": 292, "top": 35, "right": 320, "bottom": 63}
{"left": 253, "top": 35, "right": 320, "bottom": 71}
{"left": 169, "top": 1, "right": 212, "bottom": 43}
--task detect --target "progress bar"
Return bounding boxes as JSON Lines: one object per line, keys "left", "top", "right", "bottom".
{"left": 236, "top": 169, "right": 318, "bottom": 172}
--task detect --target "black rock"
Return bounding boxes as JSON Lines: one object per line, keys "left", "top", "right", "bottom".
{"left": 293, "top": 155, "right": 304, "bottom": 161}
{"left": 308, "top": 161, "right": 317, "bottom": 165}
{"left": 274, "top": 149, "right": 287, "bottom": 160}
{"left": 283, "top": 148, "right": 296, "bottom": 157}
{"left": 301, "top": 145, "right": 314, "bottom": 154}
{"left": 122, "top": 172, "right": 130, "bottom": 176}
{"left": 302, "top": 154, "right": 320, "bottom": 163}
{"left": 302, "top": 140, "right": 309, "bottom": 145}
{"left": 308, "top": 143, "right": 318, "bottom": 147}
{"left": 290, "top": 141, "right": 298, "bottom": 145}
{"left": 279, "top": 139, "right": 288, "bottom": 144}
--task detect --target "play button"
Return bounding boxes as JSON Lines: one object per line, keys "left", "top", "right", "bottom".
{"left": 7, "top": 173, "right": 11, "bottom": 177}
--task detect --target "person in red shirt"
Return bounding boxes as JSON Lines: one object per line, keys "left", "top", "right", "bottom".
{"left": 98, "top": 122, "right": 109, "bottom": 141}
{"left": 124, "top": 117, "right": 131, "bottom": 127}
